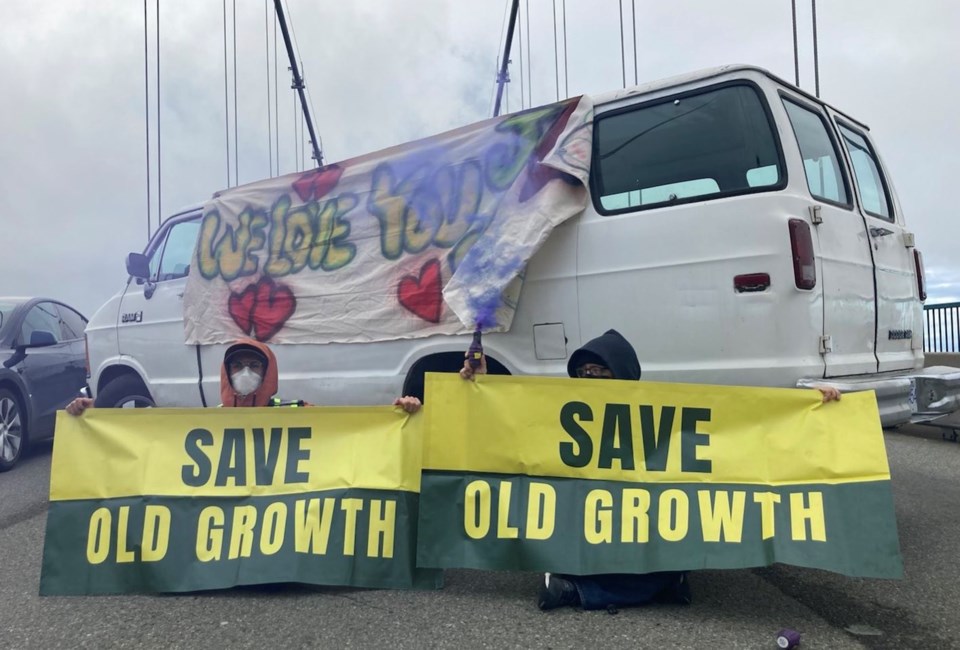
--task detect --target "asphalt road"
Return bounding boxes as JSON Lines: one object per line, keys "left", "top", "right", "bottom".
{"left": 1, "top": 428, "right": 957, "bottom": 650}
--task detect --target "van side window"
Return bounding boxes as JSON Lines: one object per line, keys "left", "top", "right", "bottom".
{"left": 838, "top": 124, "right": 892, "bottom": 220}
{"left": 782, "top": 99, "right": 849, "bottom": 205}
{"left": 593, "top": 84, "right": 783, "bottom": 212}
{"left": 157, "top": 220, "right": 201, "bottom": 281}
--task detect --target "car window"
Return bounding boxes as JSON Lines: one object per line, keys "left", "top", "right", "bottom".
{"left": 56, "top": 304, "right": 88, "bottom": 340}
{"left": 594, "top": 84, "right": 783, "bottom": 212}
{"left": 20, "top": 302, "right": 62, "bottom": 345}
{"left": 157, "top": 220, "right": 201, "bottom": 281}
{"left": 838, "top": 124, "right": 892, "bottom": 220}
{"left": 782, "top": 99, "right": 850, "bottom": 205}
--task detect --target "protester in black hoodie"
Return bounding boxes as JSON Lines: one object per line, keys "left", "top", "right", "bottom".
{"left": 545, "top": 329, "right": 691, "bottom": 610}
{"left": 462, "top": 329, "right": 689, "bottom": 610}
{"left": 461, "top": 328, "right": 839, "bottom": 611}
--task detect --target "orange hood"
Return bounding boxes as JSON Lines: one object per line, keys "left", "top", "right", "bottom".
{"left": 220, "top": 339, "right": 279, "bottom": 407}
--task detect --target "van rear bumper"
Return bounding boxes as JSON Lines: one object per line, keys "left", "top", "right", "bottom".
{"left": 797, "top": 366, "right": 960, "bottom": 428}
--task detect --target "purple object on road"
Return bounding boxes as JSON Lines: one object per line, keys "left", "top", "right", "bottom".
{"left": 776, "top": 628, "right": 801, "bottom": 649}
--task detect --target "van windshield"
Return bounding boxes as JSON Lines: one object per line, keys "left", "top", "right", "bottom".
{"left": 594, "top": 84, "right": 783, "bottom": 212}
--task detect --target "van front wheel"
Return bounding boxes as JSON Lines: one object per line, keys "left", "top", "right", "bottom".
{"left": 95, "top": 375, "right": 156, "bottom": 409}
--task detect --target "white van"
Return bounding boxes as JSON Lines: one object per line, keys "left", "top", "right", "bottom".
{"left": 85, "top": 64, "right": 957, "bottom": 426}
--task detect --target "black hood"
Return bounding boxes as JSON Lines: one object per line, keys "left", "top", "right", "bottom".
{"left": 567, "top": 329, "right": 641, "bottom": 380}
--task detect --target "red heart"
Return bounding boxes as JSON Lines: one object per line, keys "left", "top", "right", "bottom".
{"left": 251, "top": 278, "right": 297, "bottom": 342}
{"left": 398, "top": 259, "right": 443, "bottom": 323}
{"left": 228, "top": 284, "right": 257, "bottom": 335}
{"left": 227, "top": 278, "right": 297, "bottom": 342}
{"left": 292, "top": 164, "right": 344, "bottom": 202}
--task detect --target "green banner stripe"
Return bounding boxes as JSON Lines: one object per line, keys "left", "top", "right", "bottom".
{"left": 41, "top": 488, "right": 442, "bottom": 596}
{"left": 416, "top": 471, "right": 903, "bottom": 579}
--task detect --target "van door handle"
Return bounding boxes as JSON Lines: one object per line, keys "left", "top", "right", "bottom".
{"left": 869, "top": 226, "right": 894, "bottom": 238}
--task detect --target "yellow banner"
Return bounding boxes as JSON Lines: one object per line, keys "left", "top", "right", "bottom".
{"left": 423, "top": 373, "right": 889, "bottom": 485}
{"left": 51, "top": 406, "right": 423, "bottom": 501}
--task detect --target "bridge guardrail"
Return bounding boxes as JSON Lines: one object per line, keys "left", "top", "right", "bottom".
{"left": 924, "top": 302, "right": 960, "bottom": 353}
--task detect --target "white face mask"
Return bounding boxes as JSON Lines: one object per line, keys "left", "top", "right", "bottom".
{"left": 230, "top": 367, "right": 263, "bottom": 396}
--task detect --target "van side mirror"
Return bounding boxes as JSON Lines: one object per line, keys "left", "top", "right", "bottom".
{"left": 126, "top": 253, "right": 151, "bottom": 280}
{"left": 28, "top": 330, "right": 58, "bottom": 347}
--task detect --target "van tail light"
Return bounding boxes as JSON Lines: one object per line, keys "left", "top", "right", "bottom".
{"left": 788, "top": 218, "right": 816, "bottom": 290}
{"left": 914, "top": 249, "right": 927, "bottom": 301}
{"left": 84, "top": 334, "right": 91, "bottom": 379}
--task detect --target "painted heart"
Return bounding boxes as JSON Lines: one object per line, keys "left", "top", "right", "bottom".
{"left": 251, "top": 278, "right": 297, "bottom": 342}
{"left": 227, "top": 284, "right": 257, "bottom": 335}
{"left": 227, "top": 278, "right": 297, "bottom": 342}
{"left": 398, "top": 259, "right": 443, "bottom": 323}
{"left": 292, "top": 163, "right": 344, "bottom": 202}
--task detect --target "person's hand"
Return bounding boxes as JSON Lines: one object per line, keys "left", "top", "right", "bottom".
{"left": 460, "top": 352, "right": 487, "bottom": 381}
{"left": 817, "top": 386, "right": 841, "bottom": 403}
{"left": 394, "top": 396, "right": 422, "bottom": 414}
{"left": 65, "top": 397, "right": 94, "bottom": 416}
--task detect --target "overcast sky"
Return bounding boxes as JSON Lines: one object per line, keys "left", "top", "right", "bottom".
{"left": 1, "top": 0, "right": 958, "bottom": 316}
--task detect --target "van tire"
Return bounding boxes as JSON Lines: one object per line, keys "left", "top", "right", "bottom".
{"left": 96, "top": 375, "right": 156, "bottom": 409}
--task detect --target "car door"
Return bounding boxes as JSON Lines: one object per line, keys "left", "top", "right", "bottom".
{"left": 116, "top": 215, "right": 204, "bottom": 406}
{"left": 778, "top": 94, "right": 877, "bottom": 377}
{"left": 18, "top": 302, "right": 73, "bottom": 436}
{"left": 53, "top": 303, "right": 89, "bottom": 398}
{"left": 831, "top": 118, "right": 922, "bottom": 372}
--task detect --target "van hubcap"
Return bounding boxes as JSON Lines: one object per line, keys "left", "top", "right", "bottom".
{"left": 0, "top": 397, "right": 23, "bottom": 463}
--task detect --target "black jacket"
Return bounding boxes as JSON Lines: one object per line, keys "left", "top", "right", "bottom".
{"left": 567, "top": 329, "right": 641, "bottom": 381}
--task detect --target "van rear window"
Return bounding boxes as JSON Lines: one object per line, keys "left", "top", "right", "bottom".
{"left": 593, "top": 84, "right": 783, "bottom": 212}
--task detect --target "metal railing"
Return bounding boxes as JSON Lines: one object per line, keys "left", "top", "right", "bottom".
{"left": 924, "top": 302, "right": 960, "bottom": 353}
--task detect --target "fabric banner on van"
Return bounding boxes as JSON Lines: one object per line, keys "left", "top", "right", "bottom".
{"left": 417, "top": 374, "right": 903, "bottom": 579}
{"left": 182, "top": 97, "right": 594, "bottom": 345}
{"left": 40, "top": 408, "right": 441, "bottom": 595}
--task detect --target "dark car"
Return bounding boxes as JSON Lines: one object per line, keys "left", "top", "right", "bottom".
{"left": 0, "top": 297, "right": 88, "bottom": 471}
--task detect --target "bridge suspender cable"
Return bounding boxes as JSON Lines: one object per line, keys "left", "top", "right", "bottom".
{"left": 156, "top": 0, "right": 161, "bottom": 228}
{"left": 265, "top": 0, "right": 273, "bottom": 177}
{"left": 517, "top": 4, "right": 524, "bottom": 110}
{"left": 631, "top": 0, "right": 638, "bottom": 85}
{"left": 562, "top": 0, "right": 568, "bottom": 97}
{"left": 274, "top": 0, "right": 322, "bottom": 166}
{"left": 552, "top": 0, "right": 559, "bottom": 100}
{"left": 525, "top": 0, "right": 531, "bottom": 107}
{"left": 619, "top": 0, "right": 626, "bottom": 88}
{"left": 493, "top": 0, "right": 520, "bottom": 117}
{"left": 811, "top": 0, "right": 820, "bottom": 97}
{"left": 274, "top": 8, "right": 279, "bottom": 175}
{"left": 233, "top": 0, "right": 239, "bottom": 184}
{"left": 143, "top": 0, "right": 151, "bottom": 239}
{"left": 791, "top": 0, "right": 800, "bottom": 86}
{"left": 222, "top": 0, "right": 230, "bottom": 188}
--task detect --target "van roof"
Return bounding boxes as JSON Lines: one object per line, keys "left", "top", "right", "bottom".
{"left": 589, "top": 64, "right": 869, "bottom": 131}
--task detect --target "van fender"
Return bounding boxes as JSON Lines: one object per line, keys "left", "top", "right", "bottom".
{"left": 92, "top": 356, "right": 153, "bottom": 401}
